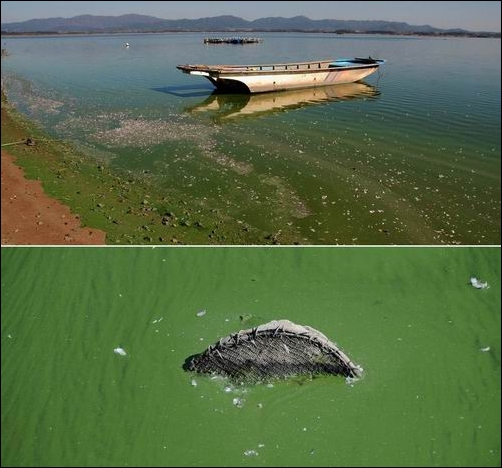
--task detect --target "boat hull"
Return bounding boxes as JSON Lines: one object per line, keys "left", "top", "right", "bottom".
{"left": 177, "top": 58, "right": 384, "bottom": 94}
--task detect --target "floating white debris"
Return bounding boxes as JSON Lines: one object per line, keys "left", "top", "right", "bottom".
{"left": 190, "top": 379, "right": 198, "bottom": 387}
{"left": 232, "top": 397, "right": 244, "bottom": 408}
{"left": 243, "top": 450, "right": 258, "bottom": 457}
{"left": 480, "top": 347, "right": 490, "bottom": 352}
{"left": 196, "top": 309, "right": 206, "bottom": 317}
{"left": 113, "top": 347, "right": 127, "bottom": 356}
{"left": 346, "top": 376, "right": 360, "bottom": 385}
{"left": 470, "top": 277, "right": 489, "bottom": 289}
{"left": 152, "top": 317, "right": 163, "bottom": 324}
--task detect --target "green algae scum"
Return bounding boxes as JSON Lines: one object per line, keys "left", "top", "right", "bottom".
{"left": 1, "top": 246, "right": 500, "bottom": 466}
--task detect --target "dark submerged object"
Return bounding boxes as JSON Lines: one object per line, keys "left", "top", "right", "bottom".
{"left": 183, "top": 319, "right": 362, "bottom": 383}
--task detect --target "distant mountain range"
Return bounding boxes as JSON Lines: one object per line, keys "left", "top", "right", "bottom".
{"left": 1, "top": 14, "right": 499, "bottom": 36}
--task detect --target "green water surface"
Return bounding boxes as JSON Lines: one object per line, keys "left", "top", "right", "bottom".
{"left": 1, "top": 34, "right": 500, "bottom": 244}
{"left": 1, "top": 246, "right": 500, "bottom": 466}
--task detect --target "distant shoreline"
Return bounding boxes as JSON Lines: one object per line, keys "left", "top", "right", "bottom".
{"left": 1, "top": 30, "right": 500, "bottom": 39}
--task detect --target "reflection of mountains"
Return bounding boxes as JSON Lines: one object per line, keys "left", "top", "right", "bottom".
{"left": 185, "top": 82, "right": 380, "bottom": 120}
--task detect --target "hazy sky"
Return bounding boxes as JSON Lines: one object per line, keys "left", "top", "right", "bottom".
{"left": 1, "top": 1, "right": 501, "bottom": 32}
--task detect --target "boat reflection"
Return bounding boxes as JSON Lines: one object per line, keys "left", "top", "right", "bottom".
{"left": 184, "top": 81, "right": 380, "bottom": 121}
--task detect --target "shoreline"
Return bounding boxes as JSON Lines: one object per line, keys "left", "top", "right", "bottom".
{"left": 1, "top": 149, "right": 106, "bottom": 245}
{"left": 2, "top": 30, "right": 499, "bottom": 40}
{"left": 0, "top": 91, "right": 284, "bottom": 246}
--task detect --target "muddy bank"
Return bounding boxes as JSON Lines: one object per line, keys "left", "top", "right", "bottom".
{"left": 1, "top": 148, "right": 106, "bottom": 245}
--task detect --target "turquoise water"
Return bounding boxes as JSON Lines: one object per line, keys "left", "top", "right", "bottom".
{"left": 1, "top": 33, "right": 500, "bottom": 244}
{"left": 1, "top": 246, "right": 500, "bottom": 466}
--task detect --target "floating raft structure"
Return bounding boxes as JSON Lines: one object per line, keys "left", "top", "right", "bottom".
{"left": 203, "top": 37, "right": 263, "bottom": 44}
{"left": 183, "top": 319, "right": 362, "bottom": 383}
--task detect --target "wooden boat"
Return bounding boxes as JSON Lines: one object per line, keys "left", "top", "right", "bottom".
{"left": 176, "top": 57, "right": 384, "bottom": 94}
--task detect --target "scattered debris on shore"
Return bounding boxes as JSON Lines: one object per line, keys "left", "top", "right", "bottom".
{"left": 1, "top": 137, "right": 35, "bottom": 147}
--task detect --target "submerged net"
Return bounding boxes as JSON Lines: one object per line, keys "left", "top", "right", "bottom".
{"left": 183, "top": 319, "right": 362, "bottom": 383}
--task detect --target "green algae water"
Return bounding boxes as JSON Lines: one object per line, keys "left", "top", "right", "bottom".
{"left": 1, "top": 246, "right": 500, "bottom": 466}
{"left": 1, "top": 33, "right": 500, "bottom": 245}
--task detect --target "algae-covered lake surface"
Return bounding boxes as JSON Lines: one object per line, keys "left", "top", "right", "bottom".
{"left": 1, "top": 33, "right": 500, "bottom": 244}
{"left": 1, "top": 246, "right": 500, "bottom": 466}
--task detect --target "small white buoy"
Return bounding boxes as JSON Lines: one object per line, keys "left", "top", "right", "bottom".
{"left": 114, "top": 347, "right": 127, "bottom": 356}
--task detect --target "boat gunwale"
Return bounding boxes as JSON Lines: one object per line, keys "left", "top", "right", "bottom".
{"left": 177, "top": 58, "right": 384, "bottom": 76}
{"left": 181, "top": 59, "right": 333, "bottom": 70}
